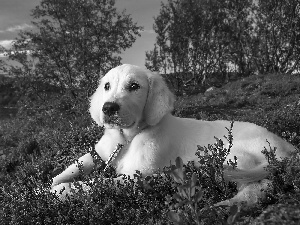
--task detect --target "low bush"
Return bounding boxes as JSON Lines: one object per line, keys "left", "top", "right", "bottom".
{"left": 1, "top": 118, "right": 299, "bottom": 224}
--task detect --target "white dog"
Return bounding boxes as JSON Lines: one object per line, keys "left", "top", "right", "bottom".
{"left": 51, "top": 64, "right": 295, "bottom": 205}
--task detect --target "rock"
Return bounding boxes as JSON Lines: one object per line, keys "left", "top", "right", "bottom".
{"left": 0, "top": 149, "right": 5, "bottom": 160}
{"left": 205, "top": 86, "right": 216, "bottom": 93}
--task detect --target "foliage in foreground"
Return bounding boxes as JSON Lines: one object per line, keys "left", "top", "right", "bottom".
{"left": 1, "top": 117, "right": 299, "bottom": 224}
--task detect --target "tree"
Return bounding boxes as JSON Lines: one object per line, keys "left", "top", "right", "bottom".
{"left": 147, "top": 0, "right": 300, "bottom": 95}
{"left": 148, "top": 0, "right": 233, "bottom": 89}
{"left": 252, "top": 0, "right": 300, "bottom": 74}
{"left": 145, "top": 44, "right": 161, "bottom": 72}
{"left": 7, "top": 0, "right": 141, "bottom": 113}
{"left": 0, "top": 45, "right": 7, "bottom": 74}
{"left": 224, "top": 0, "right": 255, "bottom": 76}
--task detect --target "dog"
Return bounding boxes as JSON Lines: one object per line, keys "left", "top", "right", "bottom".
{"left": 51, "top": 64, "right": 295, "bottom": 205}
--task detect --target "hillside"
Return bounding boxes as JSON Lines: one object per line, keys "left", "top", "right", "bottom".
{"left": 0, "top": 72, "right": 299, "bottom": 224}
{"left": 175, "top": 73, "right": 300, "bottom": 143}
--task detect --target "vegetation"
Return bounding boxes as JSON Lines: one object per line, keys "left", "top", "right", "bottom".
{"left": 146, "top": 0, "right": 300, "bottom": 94}
{"left": 0, "top": 0, "right": 300, "bottom": 224}
{"left": 1, "top": 72, "right": 299, "bottom": 224}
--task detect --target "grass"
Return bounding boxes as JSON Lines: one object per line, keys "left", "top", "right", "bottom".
{"left": 0, "top": 72, "right": 300, "bottom": 224}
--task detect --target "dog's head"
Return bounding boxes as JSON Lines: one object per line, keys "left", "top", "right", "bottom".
{"left": 89, "top": 64, "right": 174, "bottom": 129}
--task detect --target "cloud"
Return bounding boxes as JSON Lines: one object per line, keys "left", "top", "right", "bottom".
{"left": 7, "top": 23, "right": 33, "bottom": 32}
{"left": 0, "top": 53, "right": 7, "bottom": 57}
{"left": 0, "top": 40, "right": 14, "bottom": 49}
{"left": 0, "top": 23, "right": 33, "bottom": 33}
{"left": 140, "top": 29, "right": 156, "bottom": 34}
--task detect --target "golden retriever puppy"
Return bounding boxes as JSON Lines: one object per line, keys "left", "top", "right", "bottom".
{"left": 51, "top": 64, "right": 295, "bottom": 205}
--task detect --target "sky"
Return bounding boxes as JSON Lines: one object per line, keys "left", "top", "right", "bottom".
{"left": 0, "top": 0, "right": 166, "bottom": 69}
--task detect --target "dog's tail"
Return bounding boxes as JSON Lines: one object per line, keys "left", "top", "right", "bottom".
{"left": 224, "top": 162, "right": 269, "bottom": 184}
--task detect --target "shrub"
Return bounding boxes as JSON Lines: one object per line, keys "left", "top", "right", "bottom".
{"left": 1, "top": 119, "right": 299, "bottom": 224}
{"left": 164, "top": 123, "right": 241, "bottom": 225}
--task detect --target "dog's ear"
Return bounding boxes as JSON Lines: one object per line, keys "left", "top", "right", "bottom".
{"left": 144, "top": 71, "right": 175, "bottom": 126}
{"left": 89, "top": 83, "right": 103, "bottom": 126}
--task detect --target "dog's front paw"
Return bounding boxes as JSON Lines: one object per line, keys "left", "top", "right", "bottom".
{"left": 50, "top": 181, "right": 93, "bottom": 201}
{"left": 50, "top": 183, "right": 73, "bottom": 201}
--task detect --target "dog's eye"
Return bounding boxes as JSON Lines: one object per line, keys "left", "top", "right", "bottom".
{"left": 104, "top": 82, "right": 110, "bottom": 91}
{"left": 128, "top": 82, "right": 140, "bottom": 91}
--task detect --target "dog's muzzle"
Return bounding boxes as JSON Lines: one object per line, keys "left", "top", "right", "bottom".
{"left": 102, "top": 102, "right": 120, "bottom": 116}
{"left": 102, "top": 102, "right": 123, "bottom": 126}
{"left": 102, "top": 102, "right": 134, "bottom": 128}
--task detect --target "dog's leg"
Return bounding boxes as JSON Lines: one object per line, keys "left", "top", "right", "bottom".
{"left": 215, "top": 179, "right": 272, "bottom": 206}
{"left": 50, "top": 176, "right": 126, "bottom": 201}
{"left": 51, "top": 153, "right": 95, "bottom": 187}
{"left": 215, "top": 161, "right": 272, "bottom": 206}
{"left": 50, "top": 181, "right": 93, "bottom": 200}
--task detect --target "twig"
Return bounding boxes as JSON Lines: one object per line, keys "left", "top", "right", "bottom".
{"left": 104, "top": 143, "right": 124, "bottom": 172}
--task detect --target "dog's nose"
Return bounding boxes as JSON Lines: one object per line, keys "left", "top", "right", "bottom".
{"left": 102, "top": 102, "right": 120, "bottom": 116}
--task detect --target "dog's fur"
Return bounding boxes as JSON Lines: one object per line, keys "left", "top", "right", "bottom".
{"left": 51, "top": 64, "right": 295, "bottom": 205}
